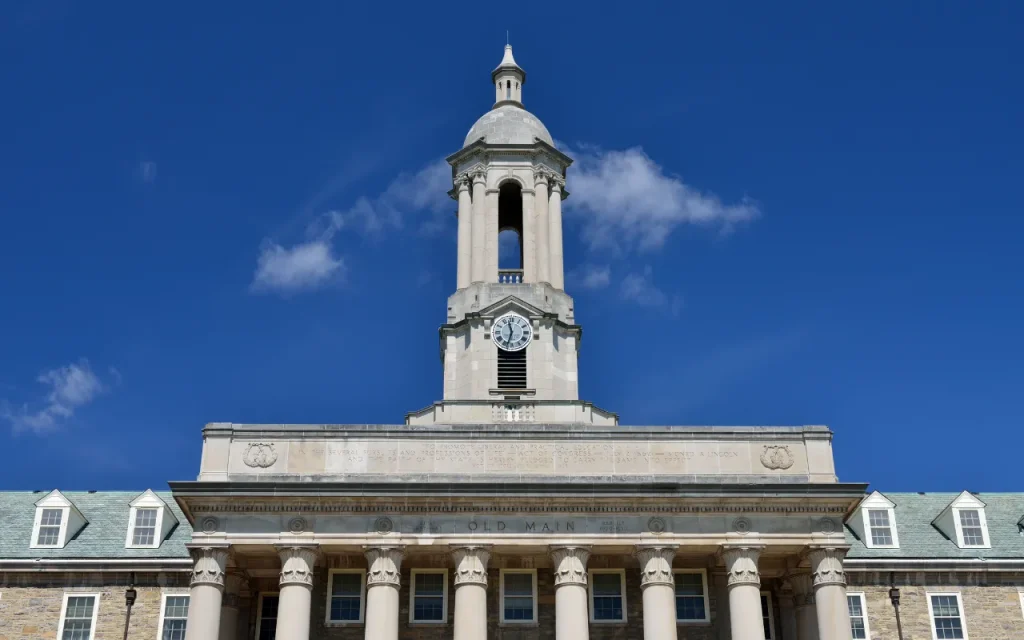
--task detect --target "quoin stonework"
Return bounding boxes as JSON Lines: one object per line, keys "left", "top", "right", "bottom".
{"left": 3, "top": 45, "right": 1024, "bottom": 640}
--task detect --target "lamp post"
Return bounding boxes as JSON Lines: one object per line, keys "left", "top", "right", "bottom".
{"left": 889, "top": 572, "right": 904, "bottom": 640}
{"left": 123, "top": 581, "right": 138, "bottom": 640}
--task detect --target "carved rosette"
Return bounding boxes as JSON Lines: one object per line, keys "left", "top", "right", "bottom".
{"left": 788, "top": 573, "right": 816, "bottom": 608}
{"left": 364, "top": 546, "right": 404, "bottom": 588}
{"left": 722, "top": 546, "right": 763, "bottom": 588}
{"left": 808, "top": 546, "right": 848, "bottom": 588}
{"left": 550, "top": 546, "right": 590, "bottom": 588}
{"left": 188, "top": 546, "right": 229, "bottom": 588}
{"left": 451, "top": 546, "right": 491, "bottom": 587}
{"left": 635, "top": 546, "right": 677, "bottom": 589}
{"left": 277, "top": 545, "right": 317, "bottom": 588}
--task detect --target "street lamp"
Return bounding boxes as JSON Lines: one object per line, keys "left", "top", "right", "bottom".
{"left": 889, "top": 572, "right": 904, "bottom": 640}
{"left": 123, "top": 580, "right": 138, "bottom": 640}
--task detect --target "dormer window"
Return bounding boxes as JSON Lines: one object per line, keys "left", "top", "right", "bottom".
{"left": 36, "top": 508, "right": 64, "bottom": 546}
{"left": 847, "top": 491, "right": 899, "bottom": 549}
{"left": 125, "top": 490, "right": 179, "bottom": 549}
{"left": 30, "top": 489, "right": 87, "bottom": 550}
{"left": 933, "top": 490, "right": 991, "bottom": 549}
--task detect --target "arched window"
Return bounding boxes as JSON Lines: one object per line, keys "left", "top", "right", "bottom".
{"left": 498, "top": 182, "right": 524, "bottom": 283}
{"left": 506, "top": 80, "right": 511, "bottom": 100}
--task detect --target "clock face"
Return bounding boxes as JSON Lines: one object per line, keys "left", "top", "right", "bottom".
{"left": 492, "top": 313, "right": 533, "bottom": 351}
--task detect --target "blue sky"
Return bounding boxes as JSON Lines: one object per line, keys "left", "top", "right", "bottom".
{"left": 1, "top": 2, "right": 1021, "bottom": 492}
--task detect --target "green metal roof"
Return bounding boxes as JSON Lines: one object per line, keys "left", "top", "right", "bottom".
{"left": 0, "top": 491, "right": 191, "bottom": 559}
{"left": 846, "top": 492, "right": 1024, "bottom": 559}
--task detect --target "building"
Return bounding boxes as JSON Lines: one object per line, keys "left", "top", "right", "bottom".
{"left": 2, "top": 46, "right": 1024, "bottom": 640}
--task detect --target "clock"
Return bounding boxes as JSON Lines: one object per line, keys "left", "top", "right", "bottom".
{"left": 492, "top": 312, "right": 533, "bottom": 351}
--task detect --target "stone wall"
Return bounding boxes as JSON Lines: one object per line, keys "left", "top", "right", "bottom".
{"left": 0, "top": 572, "right": 189, "bottom": 640}
{"left": 848, "top": 572, "right": 1024, "bottom": 640}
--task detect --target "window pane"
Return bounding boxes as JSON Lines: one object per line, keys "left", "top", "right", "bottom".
{"left": 413, "top": 574, "right": 445, "bottom": 621}
{"left": 504, "top": 573, "right": 533, "bottom": 596}
{"left": 38, "top": 525, "right": 61, "bottom": 546}
{"left": 164, "top": 596, "right": 189, "bottom": 618}
{"left": 868, "top": 510, "right": 890, "bottom": 526}
{"left": 61, "top": 620, "right": 92, "bottom": 640}
{"left": 330, "top": 597, "right": 361, "bottom": 621}
{"left": 62, "top": 596, "right": 96, "bottom": 640}
{"left": 761, "top": 594, "right": 773, "bottom": 639}
{"left": 870, "top": 526, "right": 893, "bottom": 546}
{"left": 132, "top": 527, "right": 156, "bottom": 546}
{"left": 593, "top": 573, "right": 622, "bottom": 596}
{"left": 675, "top": 573, "right": 706, "bottom": 621}
{"left": 331, "top": 573, "right": 362, "bottom": 597}
{"left": 136, "top": 509, "right": 158, "bottom": 527}
{"left": 329, "top": 571, "right": 363, "bottom": 620}
{"left": 848, "top": 595, "right": 867, "bottom": 639}
{"left": 66, "top": 596, "right": 95, "bottom": 618}
{"left": 259, "top": 596, "right": 278, "bottom": 640}
{"left": 931, "top": 595, "right": 965, "bottom": 640}
{"left": 162, "top": 619, "right": 187, "bottom": 640}
{"left": 592, "top": 573, "right": 623, "bottom": 621}
{"left": 42, "top": 509, "right": 64, "bottom": 526}
{"left": 959, "top": 510, "right": 980, "bottom": 527}
{"left": 415, "top": 573, "right": 445, "bottom": 596}
{"left": 504, "top": 596, "right": 534, "bottom": 621}
{"left": 961, "top": 527, "right": 984, "bottom": 546}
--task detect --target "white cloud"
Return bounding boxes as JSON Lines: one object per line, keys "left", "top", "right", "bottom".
{"left": 343, "top": 160, "right": 452, "bottom": 233}
{"left": 3, "top": 360, "right": 107, "bottom": 434}
{"left": 568, "top": 264, "right": 612, "bottom": 290}
{"left": 564, "top": 145, "right": 760, "bottom": 252}
{"left": 251, "top": 212, "right": 345, "bottom": 295}
{"left": 136, "top": 160, "right": 157, "bottom": 183}
{"left": 619, "top": 267, "right": 683, "bottom": 315}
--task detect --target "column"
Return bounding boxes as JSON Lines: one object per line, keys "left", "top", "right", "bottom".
{"left": 521, "top": 186, "right": 536, "bottom": 282}
{"left": 364, "top": 546, "right": 404, "bottom": 640}
{"left": 274, "top": 545, "right": 317, "bottom": 640}
{"left": 471, "top": 169, "right": 487, "bottom": 283}
{"left": 635, "top": 546, "right": 677, "bottom": 640}
{"left": 777, "top": 579, "right": 798, "bottom": 640}
{"left": 534, "top": 171, "right": 550, "bottom": 284}
{"left": 722, "top": 546, "right": 764, "bottom": 640}
{"left": 790, "top": 574, "right": 820, "bottom": 640}
{"left": 456, "top": 173, "right": 473, "bottom": 289}
{"left": 550, "top": 546, "right": 590, "bottom": 640}
{"left": 184, "top": 545, "right": 229, "bottom": 640}
{"left": 219, "top": 571, "right": 246, "bottom": 640}
{"left": 548, "top": 176, "right": 565, "bottom": 290}
{"left": 809, "top": 547, "right": 853, "bottom": 640}
{"left": 451, "top": 546, "right": 490, "bottom": 640}
{"left": 484, "top": 189, "right": 500, "bottom": 283}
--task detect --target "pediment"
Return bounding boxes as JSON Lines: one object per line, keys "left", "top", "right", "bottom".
{"left": 477, "top": 295, "right": 548, "bottom": 320}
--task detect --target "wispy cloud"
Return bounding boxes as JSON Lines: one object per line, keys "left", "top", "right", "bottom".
{"left": 136, "top": 160, "right": 157, "bottom": 184}
{"left": 251, "top": 212, "right": 346, "bottom": 295}
{"left": 3, "top": 360, "right": 108, "bottom": 434}
{"left": 619, "top": 267, "right": 683, "bottom": 315}
{"left": 564, "top": 145, "right": 760, "bottom": 252}
{"left": 568, "top": 264, "right": 612, "bottom": 290}
{"left": 341, "top": 159, "right": 450, "bottom": 234}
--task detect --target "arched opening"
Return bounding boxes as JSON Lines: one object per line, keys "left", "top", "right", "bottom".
{"left": 498, "top": 181, "right": 523, "bottom": 283}
{"left": 506, "top": 79, "right": 511, "bottom": 100}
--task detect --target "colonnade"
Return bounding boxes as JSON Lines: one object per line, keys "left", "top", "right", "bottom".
{"left": 182, "top": 543, "right": 853, "bottom": 640}
{"left": 455, "top": 168, "right": 565, "bottom": 290}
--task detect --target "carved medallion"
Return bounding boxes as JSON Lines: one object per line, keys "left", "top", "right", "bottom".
{"left": 200, "top": 517, "right": 219, "bottom": 534}
{"left": 732, "top": 517, "right": 752, "bottom": 534}
{"left": 818, "top": 518, "right": 837, "bottom": 534}
{"left": 288, "top": 517, "right": 307, "bottom": 533}
{"left": 374, "top": 516, "right": 394, "bottom": 534}
{"left": 760, "top": 445, "right": 795, "bottom": 470}
{"left": 242, "top": 442, "right": 278, "bottom": 468}
{"left": 647, "top": 517, "right": 667, "bottom": 534}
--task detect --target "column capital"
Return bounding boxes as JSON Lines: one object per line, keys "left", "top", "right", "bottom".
{"left": 187, "top": 544, "right": 230, "bottom": 588}
{"left": 807, "top": 546, "right": 848, "bottom": 588}
{"left": 364, "top": 546, "right": 405, "bottom": 588}
{"left": 548, "top": 174, "right": 565, "bottom": 191}
{"left": 634, "top": 545, "right": 677, "bottom": 589}
{"left": 276, "top": 545, "right": 318, "bottom": 588}
{"left": 721, "top": 545, "right": 763, "bottom": 588}
{"left": 451, "top": 546, "right": 491, "bottom": 587}
{"left": 534, "top": 168, "right": 552, "bottom": 187}
{"left": 455, "top": 172, "right": 471, "bottom": 191}
{"left": 549, "top": 546, "right": 590, "bottom": 588}
{"left": 470, "top": 167, "right": 487, "bottom": 184}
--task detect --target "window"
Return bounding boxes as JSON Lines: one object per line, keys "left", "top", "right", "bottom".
{"left": 37, "top": 508, "right": 64, "bottom": 547}
{"left": 409, "top": 570, "right": 447, "bottom": 623}
{"left": 58, "top": 594, "right": 99, "bottom": 640}
{"left": 848, "top": 593, "right": 870, "bottom": 639}
{"left": 500, "top": 570, "right": 537, "bottom": 623}
{"left": 326, "top": 570, "right": 365, "bottom": 624}
{"left": 159, "top": 594, "right": 189, "bottom": 640}
{"left": 256, "top": 593, "right": 279, "bottom": 640}
{"left": 588, "top": 570, "right": 626, "bottom": 623}
{"left": 497, "top": 348, "right": 527, "bottom": 388}
{"left": 674, "top": 570, "right": 710, "bottom": 623}
{"left": 506, "top": 80, "right": 511, "bottom": 99}
{"left": 868, "top": 509, "right": 895, "bottom": 546}
{"left": 760, "top": 592, "right": 776, "bottom": 640}
{"left": 131, "top": 508, "right": 158, "bottom": 546}
{"left": 928, "top": 593, "right": 967, "bottom": 639}
{"left": 958, "top": 510, "right": 986, "bottom": 547}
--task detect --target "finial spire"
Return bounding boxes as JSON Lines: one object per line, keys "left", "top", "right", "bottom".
{"left": 492, "top": 43, "right": 526, "bottom": 105}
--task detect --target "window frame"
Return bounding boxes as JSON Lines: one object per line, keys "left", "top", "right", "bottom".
{"left": 157, "top": 592, "right": 190, "bottom": 640}
{"left": 953, "top": 508, "right": 990, "bottom": 549}
{"left": 254, "top": 591, "right": 280, "bottom": 640}
{"left": 32, "top": 506, "right": 68, "bottom": 549}
{"left": 847, "top": 592, "right": 871, "bottom": 640}
{"left": 408, "top": 569, "right": 449, "bottom": 625}
{"left": 761, "top": 591, "right": 776, "bottom": 640}
{"left": 57, "top": 592, "right": 101, "bottom": 640}
{"left": 673, "top": 569, "right": 710, "bottom": 624}
{"left": 588, "top": 569, "right": 628, "bottom": 624}
{"left": 499, "top": 569, "right": 538, "bottom": 624}
{"left": 324, "top": 569, "right": 366, "bottom": 625}
{"left": 927, "top": 592, "right": 969, "bottom": 640}
{"left": 863, "top": 507, "right": 900, "bottom": 549}
{"left": 1019, "top": 591, "right": 1024, "bottom": 619}
{"left": 126, "top": 506, "right": 163, "bottom": 549}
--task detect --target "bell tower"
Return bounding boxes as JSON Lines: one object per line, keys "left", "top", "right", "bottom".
{"left": 405, "top": 46, "right": 617, "bottom": 426}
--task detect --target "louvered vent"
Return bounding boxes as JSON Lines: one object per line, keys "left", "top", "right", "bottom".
{"left": 497, "top": 347, "right": 527, "bottom": 389}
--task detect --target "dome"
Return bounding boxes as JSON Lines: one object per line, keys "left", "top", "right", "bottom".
{"left": 463, "top": 105, "right": 554, "bottom": 148}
